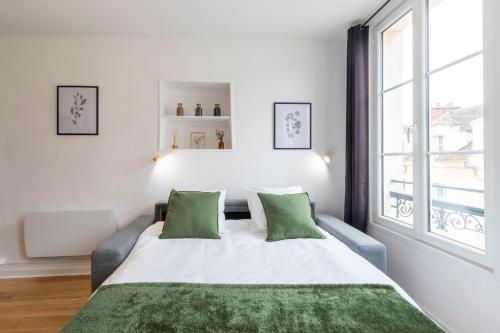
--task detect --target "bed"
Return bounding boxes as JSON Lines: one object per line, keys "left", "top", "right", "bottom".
{"left": 62, "top": 200, "right": 443, "bottom": 332}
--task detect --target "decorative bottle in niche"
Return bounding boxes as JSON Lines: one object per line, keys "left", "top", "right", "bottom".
{"left": 214, "top": 104, "right": 221, "bottom": 117}
{"left": 176, "top": 103, "right": 184, "bottom": 116}
{"left": 195, "top": 104, "right": 203, "bottom": 116}
{"left": 216, "top": 130, "right": 225, "bottom": 149}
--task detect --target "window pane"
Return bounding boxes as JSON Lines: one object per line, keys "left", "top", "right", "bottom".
{"left": 429, "top": 0, "right": 482, "bottom": 71}
{"left": 382, "top": 11, "right": 413, "bottom": 89}
{"left": 429, "top": 153, "right": 485, "bottom": 249}
{"left": 429, "top": 55, "right": 483, "bottom": 152}
{"left": 382, "top": 155, "right": 413, "bottom": 225}
{"left": 383, "top": 83, "right": 413, "bottom": 153}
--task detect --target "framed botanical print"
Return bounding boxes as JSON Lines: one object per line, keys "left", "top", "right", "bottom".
{"left": 57, "top": 86, "right": 98, "bottom": 135}
{"left": 190, "top": 131, "right": 206, "bottom": 149}
{"left": 274, "top": 102, "right": 311, "bottom": 149}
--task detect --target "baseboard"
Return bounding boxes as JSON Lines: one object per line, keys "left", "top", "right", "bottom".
{"left": 0, "top": 258, "right": 90, "bottom": 279}
{"left": 419, "top": 305, "right": 456, "bottom": 333}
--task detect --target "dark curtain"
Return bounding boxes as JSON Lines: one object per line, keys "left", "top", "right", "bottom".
{"left": 344, "top": 25, "right": 369, "bottom": 232}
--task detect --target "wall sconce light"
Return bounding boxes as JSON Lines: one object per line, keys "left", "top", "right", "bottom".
{"left": 322, "top": 153, "right": 332, "bottom": 164}
{"left": 152, "top": 153, "right": 161, "bottom": 162}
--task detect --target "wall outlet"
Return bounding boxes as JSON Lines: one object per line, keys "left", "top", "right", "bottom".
{"left": 0, "top": 257, "right": 6, "bottom": 265}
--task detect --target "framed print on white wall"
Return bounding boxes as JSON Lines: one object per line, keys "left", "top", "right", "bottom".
{"left": 57, "top": 85, "right": 99, "bottom": 135}
{"left": 190, "top": 131, "right": 206, "bottom": 149}
{"left": 274, "top": 102, "right": 311, "bottom": 149}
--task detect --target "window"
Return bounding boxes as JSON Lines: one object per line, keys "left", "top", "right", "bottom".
{"left": 373, "top": 0, "right": 487, "bottom": 261}
{"left": 427, "top": 0, "right": 484, "bottom": 250}
{"left": 381, "top": 11, "right": 414, "bottom": 225}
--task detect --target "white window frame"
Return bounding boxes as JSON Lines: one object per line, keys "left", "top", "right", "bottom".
{"left": 369, "top": 0, "right": 495, "bottom": 269}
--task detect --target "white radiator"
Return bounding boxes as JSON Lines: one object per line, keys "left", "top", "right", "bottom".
{"left": 24, "top": 210, "right": 118, "bottom": 258}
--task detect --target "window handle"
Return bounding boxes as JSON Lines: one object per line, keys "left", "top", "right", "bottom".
{"left": 406, "top": 123, "right": 417, "bottom": 143}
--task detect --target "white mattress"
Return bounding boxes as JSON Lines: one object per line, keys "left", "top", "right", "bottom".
{"left": 104, "top": 219, "right": 416, "bottom": 306}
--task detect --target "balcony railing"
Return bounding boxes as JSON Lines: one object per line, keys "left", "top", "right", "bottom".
{"left": 389, "top": 180, "right": 484, "bottom": 235}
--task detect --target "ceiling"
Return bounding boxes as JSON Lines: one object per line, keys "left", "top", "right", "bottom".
{"left": 0, "top": 0, "right": 383, "bottom": 39}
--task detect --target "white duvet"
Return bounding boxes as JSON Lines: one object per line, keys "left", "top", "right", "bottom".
{"left": 104, "top": 219, "right": 416, "bottom": 306}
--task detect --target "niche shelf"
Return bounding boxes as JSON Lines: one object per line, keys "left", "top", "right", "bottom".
{"left": 164, "top": 115, "right": 231, "bottom": 123}
{"left": 158, "top": 80, "right": 233, "bottom": 152}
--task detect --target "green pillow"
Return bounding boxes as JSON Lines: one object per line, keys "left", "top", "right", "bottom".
{"left": 159, "top": 190, "right": 221, "bottom": 239}
{"left": 258, "top": 192, "right": 325, "bottom": 242}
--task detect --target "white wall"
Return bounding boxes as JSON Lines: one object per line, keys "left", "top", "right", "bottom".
{"left": 0, "top": 36, "right": 346, "bottom": 265}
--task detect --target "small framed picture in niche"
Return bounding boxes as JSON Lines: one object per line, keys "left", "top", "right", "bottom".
{"left": 57, "top": 86, "right": 98, "bottom": 135}
{"left": 190, "top": 131, "right": 206, "bottom": 149}
{"left": 274, "top": 102, "right": 311, "bottom": 149}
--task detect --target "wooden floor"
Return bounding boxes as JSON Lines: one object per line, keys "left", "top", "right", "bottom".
{"left": 0, "top": 275, "right": 90, "bottom": 333}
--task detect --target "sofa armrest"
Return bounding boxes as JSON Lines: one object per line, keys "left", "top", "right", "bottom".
{"left": 316, "top": 214, "right": 387, "bottom": 273}
{"left": 91, "top": 215, "right": 153, "bottom": 291}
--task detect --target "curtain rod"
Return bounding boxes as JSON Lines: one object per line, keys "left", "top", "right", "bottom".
{"left": 362, "top": 0, "right": 391, "bottom": 26}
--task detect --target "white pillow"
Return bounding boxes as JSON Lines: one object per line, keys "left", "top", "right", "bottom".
{"left": 216, "top": 190, "right": 227, "bottom": 233}
{"left": 246, "top": 186, "right": 304, "bottom": 232}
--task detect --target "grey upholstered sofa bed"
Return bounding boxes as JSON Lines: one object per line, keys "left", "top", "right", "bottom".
{"left": 91, "top": 200, "right": 386, "bottom": 292}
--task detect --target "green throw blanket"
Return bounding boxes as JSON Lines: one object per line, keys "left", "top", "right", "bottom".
{"left": 62, "top": 283, "right": 443, "bottom": 333}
